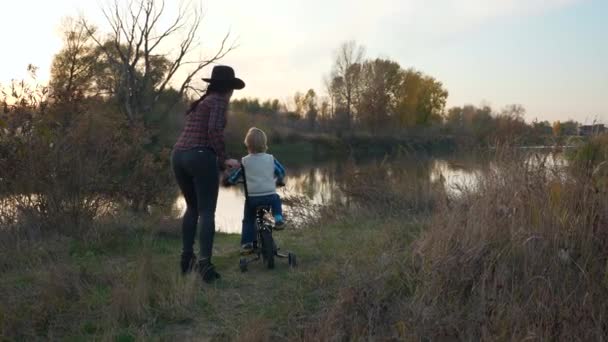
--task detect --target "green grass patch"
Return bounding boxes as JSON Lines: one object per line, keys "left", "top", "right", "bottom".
{"left": 0, "top": 214, "right": 419, "bottom": 340}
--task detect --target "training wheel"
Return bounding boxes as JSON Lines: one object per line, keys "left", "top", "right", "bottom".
{"left": 239, "top": 258, "right": 248, "bottom": 272}
{"left": 288, "top": 252, "right": 297, "bottom": 268}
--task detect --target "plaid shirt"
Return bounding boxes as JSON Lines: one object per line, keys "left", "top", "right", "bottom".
{"left": 174, "top": 93, "right": 229, "bottom": 165}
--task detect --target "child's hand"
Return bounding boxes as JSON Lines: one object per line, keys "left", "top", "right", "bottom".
{"left": 221, "top": 179, "right": 230, "bottom": 187}
{"left": 224, "top": 159, "right": 240, "bottom": 170}
{"left": 221, "top": 169, "right": 232, "bottom": 187}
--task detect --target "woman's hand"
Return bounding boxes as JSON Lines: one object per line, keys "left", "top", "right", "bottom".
{"left": 224, "top": 159, "right": 240, "bottom": 170}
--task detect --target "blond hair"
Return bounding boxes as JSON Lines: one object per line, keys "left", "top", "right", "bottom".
{"left": 244, "top": 127, "right": 268, "bottom": 153}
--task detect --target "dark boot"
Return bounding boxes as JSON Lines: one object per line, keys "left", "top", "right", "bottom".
{"left": 198, "top": 258, "right": 221, "bottom": 283}
{"left": 180, "top": 252, "right": 197, "bottom": 275}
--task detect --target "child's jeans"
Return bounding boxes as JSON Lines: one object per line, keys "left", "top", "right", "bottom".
{"left": 241, "top": 194, "right": 283, "bottom": 245}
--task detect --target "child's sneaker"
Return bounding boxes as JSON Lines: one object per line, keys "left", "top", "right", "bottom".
{"left": 274, "top": 214, "right": 285, "bottom": 230}
{"left": 241, "top": 243, "right": 254, "bottom": 255}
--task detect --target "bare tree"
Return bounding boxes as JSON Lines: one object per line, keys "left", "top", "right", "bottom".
{"left": 330, "top": 41, "right": 365, "bottom": 128}
{"left": 81, "top": 0, "right": 236, "bottom": 126}
{"left": 323, "top": 75, "right": 336, "bottom": 119}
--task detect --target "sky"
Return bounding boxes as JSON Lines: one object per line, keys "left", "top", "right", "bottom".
{"left": 0, "top": 0, "right": 606, "bottom": 123}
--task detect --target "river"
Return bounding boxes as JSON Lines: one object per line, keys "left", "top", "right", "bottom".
{"left": 173, "top": 151, "right": 495, "bottom": 234}
{"left": 1, "top": 149, "right": 564, "bottom": 232}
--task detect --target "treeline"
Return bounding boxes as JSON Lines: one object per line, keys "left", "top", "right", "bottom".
{"left": 226, "top": 43, "right": 583, "bottom": 146}
{"left": 231, "top": 42, "right": 449, "bottom": 133}
{"left": 0, "top": 2, "right": 590, "bottom": 233}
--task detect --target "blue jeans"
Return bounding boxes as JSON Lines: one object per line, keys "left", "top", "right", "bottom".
{"left": 241, "top": 194, "right": 283, "bottom": 245}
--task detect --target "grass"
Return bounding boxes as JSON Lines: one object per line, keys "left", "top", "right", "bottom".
{"left": 4, "top": 140, "right": 608, "bottom": 340}
{"left": 0, "top": 209, "right": 419, "bottom": 341}
{"left": 407, "top": 147, "right": 608, "bottom": 340}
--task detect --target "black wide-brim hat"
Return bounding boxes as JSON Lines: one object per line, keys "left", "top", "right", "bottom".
{"left": 202, "top": 65, "right": 245, "bottom": 90}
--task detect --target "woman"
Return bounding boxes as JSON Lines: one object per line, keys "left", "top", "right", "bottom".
{"left": 172, "top": 65, "right": 245, "bottom": 283}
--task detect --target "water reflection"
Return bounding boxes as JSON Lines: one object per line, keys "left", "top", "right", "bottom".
{"left": 430, "top": 160, "right": 481, "bottom": 195}
{"left": 173, "top": 165, "right": 349, "bottom": 234}
{"left": 173, "top": 154, "right": 487, "bottom": 234}
{"left": 3, "top": 151, "right": 563, "bottom": 232}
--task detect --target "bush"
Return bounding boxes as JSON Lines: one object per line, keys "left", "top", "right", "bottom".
{"left": 0, "top": 98, "right": 175, "bottom": 235}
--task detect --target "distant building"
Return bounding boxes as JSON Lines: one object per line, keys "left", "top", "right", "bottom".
{"left": 578, "top": 124, "right": 606, "bottom": 136}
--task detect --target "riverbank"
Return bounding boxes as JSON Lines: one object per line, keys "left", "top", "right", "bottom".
{"left": 0, "top": 210, "right": 419, "bottom": 340}
{"left": 226, "top": 131, "right": 584, "bottom": 167}
{"left": 226, "top": 132, "right": 457, "bottom": 165}
{"left": 3, "top": 141, "right": 608, "bottom": 340}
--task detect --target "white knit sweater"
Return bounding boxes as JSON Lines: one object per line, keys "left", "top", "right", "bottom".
{"left": 242, "top": 153, "right": 277, "bottom": 197}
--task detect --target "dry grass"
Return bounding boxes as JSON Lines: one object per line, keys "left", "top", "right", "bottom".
{"left": 3, "top": 141, "right": 608, "bottom": 341}
{"left": 407, "top": 146, "right": 608, "bottom": 340}
{"left": 0, "top": 213, "right": 200, "bottom": 340}
{"left": 298, "top": 217, "right": 418, "bottom": 341}
{"left": 0, "top": 197, "right": 420, "bottom": 341}
{"left": 278, "top": 143, "right": 608, "bottom": 341}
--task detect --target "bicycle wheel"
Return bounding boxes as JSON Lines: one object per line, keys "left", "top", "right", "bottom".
{"left": 239, "top": 257, "right": 248, "bottom": 273}
{"left": 260, "top": 229, "right": 275, "bottom": 269}
{"left": 288, "top": 252, "right": 297, "bottom": 268}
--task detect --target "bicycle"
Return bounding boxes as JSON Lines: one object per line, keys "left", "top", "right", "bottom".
{"left": 239, "top": 205, "right": 297, "bottom": 272}
{"left": 225, "top": 159, "right": 297, "bottom": 272}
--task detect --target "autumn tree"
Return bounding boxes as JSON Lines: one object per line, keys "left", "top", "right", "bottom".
{"left": 356, "top": 58, "right": 402, "bottom": 131}
{"left": 446, "top": 105, "right": 494, "bottom": 142}
{"left": 394, "top": 69, "right": 448, "bottom": 127}
{"left": 560, "top": 120, "right": 579, "bottom": 136}
{"left": 446, "top": 107, "right": 465, "bottom": 130}
{"left": 552, "top": 120, "right": 562, "bottom": 137}
{"left": 325, "top": 43, "right": 449, "bottom": 132}
{"left": 416, "top": 75, "right": 448, "bottom": 125}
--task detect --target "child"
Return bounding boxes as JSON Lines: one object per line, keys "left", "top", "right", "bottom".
{"left": 225, "top": 127, "right": 286, "bottom": 254}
